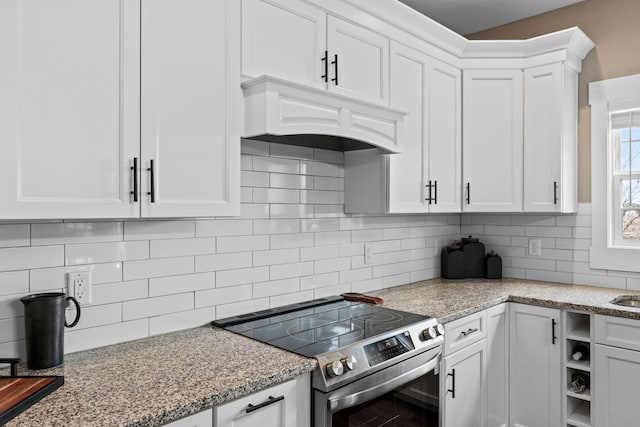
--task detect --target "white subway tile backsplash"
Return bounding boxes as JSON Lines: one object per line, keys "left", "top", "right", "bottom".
{"left": 254, "top": 219, "right": 300, "bottom": 235}
{"left": 0, "top": 246, "right": 63, "bottom": 272}
{"left": 66, "top": 241, "right": 149, "bottom": 265}
{"left": 314, "top": 176, "right": 343, "bottom": 191}
{"left": 124, "top": 221, "right": 195, "bottom": 241}
{"left": 301, "top": 161, "right": 341, "bottom": 177}
{"left": 313, "top": 148, "right": 343, "bottom": 165}
{"left": 526, "top": 226, "right": 571, "bottom": 238}
{"left": 92, "top": 280, "right": 148, "bottom": 305}
{"left": 373, "top": 261, "right": 413, "bottom": 278}
{"left": 383, "top": 228, "right": 411, "bottom": 240}
{"left": 217, "top": 235, "right": 269, "bottom": 253}
{"left": 240, "top": 204, "right": 270, "bottom": 219}
{"left": 340, "top": 267, "right": 372, "bottom": 283}
{"left": 241, "top": 187, "right": 253, "bottom": 203}
{"left": 485, "top": 225, "right": 526, "bottom": 236}
{"left": 149, "top": 307, "right": 214, "bottom": 336}
{"left": 65, "top": 319, "right": 149, "bottom": 353}
{"left": 301, "top": 245, "right": 340, "bottom": 262}
{"left": 215, "top": 298, "right": 270, "bottom": 319}
{"left": 0, "top": 224, "right": 29, "bottom": 248}
{"left": 300, "top": 272, "right": 339, "bottom": 290}
{"left": 340, "top": 243, "right": 365, "bottom": 257}
{"left": 270, "top": 143, "right": 314, "bottom": 160}
{"left": 269, "top": 290, "right": 315, "bottom": 307}
{"left": 195, "top": 252, "right": 252, "bottom": 272}
{"left": 124, "top": 257, "right": 194, "bottom": 280}
{"left": 150, "top": 238, "right": 215, "bottom": 259}
{"left": 0, "top": 295, "right": 23, "bottom": 320}
{"left": 271, "top": 233, "right": 314, "bottom": 249}
{"left": 511, "top": 216, "right": 556, "bottom": 226}
{"left": 352, "top": 229, "right": 383, "bottom": 243}
{"left": 301, "top": 218, "right": 340, "bottom": 233}
{"left": 241, "top": 170, "right": 270, "bottom": 188}
{"left": 314, "top": 205, "right": 345, "bottom": 218}
{"left": 216, "top": 266, "right": 269, "bottom": 287}
{"left": 401, "top": 238, "right": 426, "bottom": 250}
{"left": 253, "top": 278, "right": 300, "bottom": 298}
{"left": 241, "top": 154, "right": 253, "bottom": 170}
{"left": 314, "top": 257, "right": 351, "bottom": 274}
{"left": 269, "top": 173, "right": 313, "bottom": 190}
{"left": 300, "top": 190, "right": 341, "bottom": 205}
{"left": 74, "top": 303, "right": 122, "bottom": 330}
{"left": 253, "top": 248, "right": 300, "bottom": 266}
{"left": 314, "top": 231, "right": 350, "bottom": 246}
{"left": 525, "top": 270, "right": 572, "bottom": 284}
{"left": 253, "top": 156, "right": 300, "bottom": 174}
{"left": 573, "top": 273, "right": 627, "bottom": 289}
{"left": 30, "top": 262, "right": 123, "bottom": 291}
{"left": 313, "top": 284, "right": 350, "bottom": 299}
{"left": 196, "top": 284, "right": 253, "bottom": 308}
{"left": 241, "top": 139, "right": 270, "bottom": 156}
{"left": 0, "top": 271, "right": 29, "bottom": 296}
{"left": 32, "top": 222, "right": 123, "bottom": 246}
{"left": 340, "top": 217, "right": 372, "bottom": 230}
{"left": 383, "top": 273, "right": 411, "bottom": 289}
{"left": 270, "top": 261, "right": 313, "bottom": 280}
{"left": 253, "top": 188, "right": 300, "bottom": 204}
{"left": 270, "top": 204, "right": 314, "bottom": 219}
{"left": 511, "top": 257, "right": 556, "bottom": 271}
{"left": 196, "top": 219, "right": 253, "bottom": 237}
{"left": 123, "top": 293, "right": 193, "bottom": 321}
{"left": 0, "top": 318, "right": 24, "bottom": 342}
{"left": 149, "top": 272, "right": 215, "bottom": 297}
{"left": 351, "top": 278, "right": 383, "bottom": 293}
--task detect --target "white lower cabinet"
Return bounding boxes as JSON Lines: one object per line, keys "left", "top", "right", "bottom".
{"left": 486, "top": 304, "right": 509, "bottom": 427}
{"left": 509, "top": 303, "right": 561, "bottom": 427}
{"left": 441, "top": 310, "right": 488, "bottom": 427}
{"left": 213, "top": 376, "right": 309, "bottom": 427}
{"left": 163, "top": 409, "right": 213, "bottom": 427}
{"left": 594, "top": 315, "right": 640, "bottom": 426}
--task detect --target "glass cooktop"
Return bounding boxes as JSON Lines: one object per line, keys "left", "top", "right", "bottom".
{"left": 212, "top": 296, "right": 430, "bottom": 357}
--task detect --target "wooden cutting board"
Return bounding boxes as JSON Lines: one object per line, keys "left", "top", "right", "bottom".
{"left": 0, "top": 376, "right": 63, "bottom": 424}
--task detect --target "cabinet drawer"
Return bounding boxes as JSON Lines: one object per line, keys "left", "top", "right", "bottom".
{"left": 444, "top": 309, "right": 487, "bottom": 356}
{"left": 596, "top": 315, "right": 640, "bottom": 351}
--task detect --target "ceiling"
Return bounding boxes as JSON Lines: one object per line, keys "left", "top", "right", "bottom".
{"left": 398, "top": 0, "right": 585, "bottom": 35}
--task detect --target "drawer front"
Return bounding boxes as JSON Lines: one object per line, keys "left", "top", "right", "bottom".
{"left": 444, "top": 309, "right": 487, "bottom": 356}
{"left": 596, "top": 314, "right": 640, "bottom": 351}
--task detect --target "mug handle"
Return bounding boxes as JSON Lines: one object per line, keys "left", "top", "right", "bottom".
{"left": 65, "top": 296, "right": 81, "bottom": 328}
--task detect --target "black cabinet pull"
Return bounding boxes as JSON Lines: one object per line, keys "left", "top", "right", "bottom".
{"left": 147, "top": 159, "right": 155, "bottom": 203}
{"left": 447, "top": 369, "right": 456, "bottom": 398}
{"left": 553, "top": 181, "right": 558, "bottom": 205}
{"left": 331, "top": 54, "right": 339, "bottom": 85}
{"left": 425, "top": 180, "right": 432, "bottom": 204}
{"left": 245, "top": 395, "right": 284, "bottom": 414}
{"left": 434, "top": 180, "right": 438, "bottom": 205}
{"left": 466, "top": 183, "right": 470, "bottom": 204}
{"left": 552, "top": 318, "right": 557, "bottom": 344}
{"left": 321, "top": 50, "right": 328, "bottom": 82}
{"left": 130, "top": 157, "right": 138, "bottom": 202}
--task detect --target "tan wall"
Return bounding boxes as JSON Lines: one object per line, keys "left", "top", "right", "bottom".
{"left": 468, "top": 0, "right": 640, "bottom": 203}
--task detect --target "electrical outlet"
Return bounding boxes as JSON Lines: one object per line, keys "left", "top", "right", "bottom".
{"left": 67, "top": 271, "right": 92, "bottom": 305}
{"left": 528, "top": 238, "right": 542, "bottom": 257}
{"left": 364, "top": 244, "right": 373, "bottom": 264}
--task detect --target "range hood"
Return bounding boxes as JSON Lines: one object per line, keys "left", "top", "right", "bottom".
{"left": 242, "top": 76, "right": 406, "bottom": 153}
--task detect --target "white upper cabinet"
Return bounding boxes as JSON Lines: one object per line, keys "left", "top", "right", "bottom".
{"left": 524, "top": 62, "right": 578, "bottom": 213}
{"left": 344, "top": 42, "right": 460, "bottom": 214}
{"left": 141, "top": 0, "right": 240, "bottom": 217}
{"left": 240, "top": 0, "right": 389, "bottom": 105}
{"left": 326, "top": 15, "right": 389, "bottom": 105}
{"left": 463, "top": 69, "right": 523, "bottom": 212}
{"left": 0, "top": 0, "right": 140, "bottom": 219}
{"left": 241, "top": 0, "right": 326, "bottom": 89}
{"left": 0, "top": 0, "right": 239, "bottom": 219}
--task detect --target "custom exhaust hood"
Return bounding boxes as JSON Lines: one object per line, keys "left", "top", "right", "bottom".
{"left": 241, "top": 76, "right": 406, "bottom": 153}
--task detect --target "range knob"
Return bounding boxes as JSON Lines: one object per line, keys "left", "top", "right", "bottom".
{"left": 422, "top": 326, "right": 437, "bottom": 340}
{"left": 326, "top": 360, "right": 344, "bottom": 378}
{"left": 436, "top": 323, "right": 445, "bottom": 336}
{"left": 341, "top": 355, "right": 357, "bottom": 371}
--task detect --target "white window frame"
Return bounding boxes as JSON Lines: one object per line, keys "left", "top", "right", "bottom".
{"left": 590, "top": 73, "right": 640, "bottom": 271}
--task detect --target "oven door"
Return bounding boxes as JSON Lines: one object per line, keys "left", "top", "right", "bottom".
{"left": 314, "top": 348, "right": 441, "bottom": 427}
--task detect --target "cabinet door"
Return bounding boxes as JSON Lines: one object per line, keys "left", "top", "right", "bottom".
{"left": 509, "top": 303, "right": 561, "bottom": 427}
{"left": 486, "top": 304, "right": 509, "bottom": 427}
{"left": 441, "top": 338, "right": 487, "bottom": 427}
{"left": 327, "top": 16, "right": 389, "bottom": 105}
{"left": 463, "top": 69, "right": 523, "bottom": 212}
{"left": 241, "top": 0, "right": 326, "bottom": 89}
{"left": 387, "top": 41, "right": 429, "bottom": 213}
{"left": 594, "top": 343, "right": 640, "bottom": 426}
{"left": 214, "top": 379, "right": 300, "bottom": 427}
{"left": 524, "top": 63, "right": 578, "bottom": 213}
{"left": 428, "top": 58, "right": 462, "bottom": 213}
{"left": 164, "top": 409, "right": 212, "bottom": 427}
{"left": 141, "top": 0, "right": 240, "bottom": 217}
{"left": 0, "top": 0, "right": 140, "bottom": 219}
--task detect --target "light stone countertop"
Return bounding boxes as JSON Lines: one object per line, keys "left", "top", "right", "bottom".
{"left": 6, "top": 326, "right": 316, "bottom": 427}
{"left": 7, "top": 277, "right": 640, "bottom": 426}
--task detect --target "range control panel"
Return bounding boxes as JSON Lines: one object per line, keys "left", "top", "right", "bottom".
{"left": 363, "top": 332, "right": 414, "bottom": 366}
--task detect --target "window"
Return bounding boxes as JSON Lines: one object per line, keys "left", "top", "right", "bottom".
{"left": 590, "top": 74, "right": 640, "bottom": 271}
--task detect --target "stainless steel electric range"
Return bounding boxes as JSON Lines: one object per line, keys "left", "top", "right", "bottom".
{"left": 213, "top": 295, "right": 444, "bottom": 427}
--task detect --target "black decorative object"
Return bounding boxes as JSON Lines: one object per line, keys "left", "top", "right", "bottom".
{"left": 461, "top": 236, "right": 486, "bottom": 278}
{"left": 486, "top": 251, "right": 503, "bottom": 279}
{"left": 441, "top": 243, "right": 465, "bottom": 279}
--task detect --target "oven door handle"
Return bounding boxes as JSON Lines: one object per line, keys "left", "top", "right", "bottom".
{"left": 327, "top": 353, "right": 441, "bottom": 413}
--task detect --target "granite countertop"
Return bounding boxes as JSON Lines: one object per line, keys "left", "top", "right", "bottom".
{"left": 376, "top": 277, "right": 640, "bottom": 324}
{"left": 8, "top": 278, "right": 640, "bottom": 426}
{"left": 6, "top": 326, "right": 316, "bottom": 427}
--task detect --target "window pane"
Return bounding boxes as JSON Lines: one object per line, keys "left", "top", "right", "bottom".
{"left": 621, "top": 141, "right": 631, "bottom": 171}
{"left": 621, "top": 128, "right": 631, "bottom": 141}
{"left": 623, "top": 210, "right": 640, "bottom": 240}
{"left": 632, "top": 127, "right": 640, "bottom": 141}
{"left": 621, "top": 179, "right": 640, "bottom": 208}
{"left": 633, "top": 141, "right": 640, "bottom": 171}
